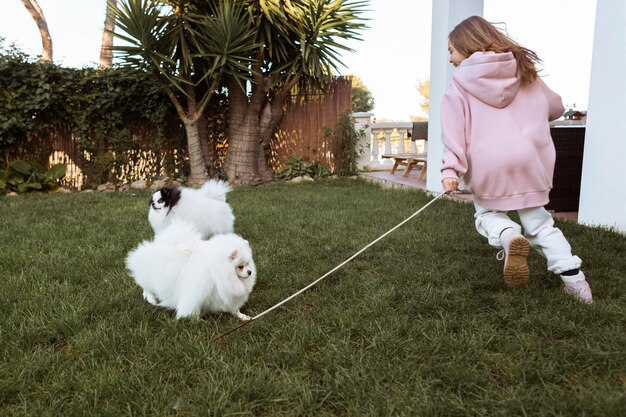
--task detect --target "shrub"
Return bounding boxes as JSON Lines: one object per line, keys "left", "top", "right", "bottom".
{"left": 324, "top": 111, "right": 365, "bottom": 176}
{"left": 275, "top": 154, "right": 313, "bottom": 180}
{"left": 275, "top": 154, "right": 331, "bottom": 181}
{"left": 310, "top": 162, "right": 331, "bottom": 179}
{"left": 0, "top": 42, "right": 185, "bottom": 187}
{"left": 0, "top": 160, "right": 66, "bottom": 194}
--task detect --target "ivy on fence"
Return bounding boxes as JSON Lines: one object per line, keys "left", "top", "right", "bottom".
{"left": 0, "top": 43, "right": 191, "bottom": 188}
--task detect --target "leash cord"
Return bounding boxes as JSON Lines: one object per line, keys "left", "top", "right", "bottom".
{"left": 212, "top": 192, "right": 445, "bottom": 341}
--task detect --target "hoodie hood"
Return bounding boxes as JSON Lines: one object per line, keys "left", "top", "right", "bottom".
{"left": 452, "top": 51, "right": 520, "bottom": 108}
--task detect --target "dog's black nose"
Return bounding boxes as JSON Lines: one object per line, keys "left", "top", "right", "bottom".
{"left": 247, "top": 270, "right": 252, "bottom": 276}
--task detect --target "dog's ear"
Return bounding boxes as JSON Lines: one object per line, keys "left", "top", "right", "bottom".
{"left": 167, "top": 186, "right": 181, "bottom": 206}
{"left": 158, "top": 186, "right": 181, "bottom": 213}
{"left": 228, "top": 250, "right": 238, "bottom": 261}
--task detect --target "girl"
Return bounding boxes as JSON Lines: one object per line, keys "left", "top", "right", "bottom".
{"left": 440, "top": 16, "right": 592, "bottom": 303}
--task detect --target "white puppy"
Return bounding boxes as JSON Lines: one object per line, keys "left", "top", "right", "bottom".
{"left": 148, "top": 179, "right": 234, "bottom": 239}
{"left": 126, "top": 221, "right": 256, "bottom": 320}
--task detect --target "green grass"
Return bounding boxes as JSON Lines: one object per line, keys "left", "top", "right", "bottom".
{"left": 1, "top": 179, "right": 624, "bottom": 416}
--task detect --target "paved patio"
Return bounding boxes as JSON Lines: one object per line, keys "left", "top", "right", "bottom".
{"left": 361, "top": 168, "right": 578, "bottom": 222}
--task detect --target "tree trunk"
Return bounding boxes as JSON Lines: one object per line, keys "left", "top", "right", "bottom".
{"left": 197, "top": 112, "right": 216, "bottom": 177}
{"left": 225, "top": 73, "right": 301, "bottom": 184}
{"left": 226, "top": 111, "right": 262, "bottom": 184}
{"left": 21, "top": 0, "right": 52, "bottom": 62}
{"left": 99, "top": 0, "right": 117, "bottom": 68}
{"left": 184, "top": 119, "right": 209, "bottom": 185}
{"left": 255, "top": 101, "right": 282, "bottom": 182}
{"left": 165, "top": 85, "right": 211, "bottom": 185}
{"left": 225, "top": 81, "right": 262, "bottom": 184}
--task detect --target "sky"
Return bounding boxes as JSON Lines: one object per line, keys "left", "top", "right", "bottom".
{"left": 0, "top": 0, "right": 597, "bottom": 121}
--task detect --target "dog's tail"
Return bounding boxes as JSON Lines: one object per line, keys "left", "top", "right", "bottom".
{"left": 201, "top": 179, "right": 232, "bottom": 201}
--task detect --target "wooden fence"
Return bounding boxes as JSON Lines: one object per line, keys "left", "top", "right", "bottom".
{"left": 271, "top": 77, "right": 353, "bottom": 172}
{"left": 3, "top": 78, "right": 352, "bottom": 188}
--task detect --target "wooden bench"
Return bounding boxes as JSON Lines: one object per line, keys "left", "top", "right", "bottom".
{"left": 381, "top": 153, "right": 428, "bottom": 181}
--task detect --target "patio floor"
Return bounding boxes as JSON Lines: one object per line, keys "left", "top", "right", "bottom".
{"left": 361, "top": 168, "right": 578, "bottom": 222}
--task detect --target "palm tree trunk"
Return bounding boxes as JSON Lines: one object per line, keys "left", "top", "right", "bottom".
{"left": 197, "top": 113, "right": 214, "bottom": 176}
{"left": 164, "top": 85, "right": 210, "bottom": 185}
{"left": 99, "top": 0, "right": 117, "bottom": 68}
{"left": 225, "top": 81, "right": 261, "bottom": 183}
{"left": 226, "top": 113, "right": 262, "bottom": 184}
{"left": 184, "top": 119, "right": 209, "bottom": 185}
{"left": 254, "top": 75, "right": 301, "bottom": 182}
{"left": 255, "top": 101, "right": 282, "bottom": 182}
{"left": 21, "top": 0, "right": 52, "bottom": 62}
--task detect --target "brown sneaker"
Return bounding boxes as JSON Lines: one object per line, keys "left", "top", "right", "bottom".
{"left": 497, "top": 234, "right": 531, "bottom": 288}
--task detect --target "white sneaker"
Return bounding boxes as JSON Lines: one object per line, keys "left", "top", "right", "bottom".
{"left": 562, "top": 272, "right": 593, "bottom": 303}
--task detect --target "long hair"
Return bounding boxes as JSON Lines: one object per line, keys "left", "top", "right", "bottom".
{"left": 449, "top": 16, "right": 540, "bottom": 86}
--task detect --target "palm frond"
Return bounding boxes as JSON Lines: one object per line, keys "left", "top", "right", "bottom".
{"left": 111, "top": 0, "right": 259, "bottom": 108}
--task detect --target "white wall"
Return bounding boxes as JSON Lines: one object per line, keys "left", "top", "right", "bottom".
{"left": 578, "top": 0, "right": 626, "bottom": 233}
{"left": 427, "top": 0, "right": 484, "bottom": 192}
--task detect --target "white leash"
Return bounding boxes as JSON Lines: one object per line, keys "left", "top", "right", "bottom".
{"left": 213, "top": 192, "right": 446, "bottom": 341}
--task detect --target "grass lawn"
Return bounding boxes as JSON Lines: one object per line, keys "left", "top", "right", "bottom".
{"left": 1, "top": 179, "right": 625, "bottom": 416}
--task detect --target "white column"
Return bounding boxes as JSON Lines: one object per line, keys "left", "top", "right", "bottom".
{"left": 353, "top": 112, "right": 374, "bottom": 170}
{"left": 398, "top": 129, "right": 406, "bottom": 153}
{"left": 371, "top": 129, "right": 381, "bottom": 167}
{"left": 427, "top": 0, "right": 484, "bottom": 192}
{"left": 578, "top": 0, "right": 626, "bottom": 233}
{"left": 383, "top": 130, "right": 392, "bottom": 155}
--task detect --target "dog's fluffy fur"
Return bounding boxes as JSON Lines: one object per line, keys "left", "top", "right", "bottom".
{"left": 126, "top": 220, "right": 256, "bottom": 320}
{"left": 148, "top": 179, "right": 234, "bottom": 239}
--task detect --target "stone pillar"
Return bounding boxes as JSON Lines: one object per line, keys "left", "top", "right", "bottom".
{"left": 427, "top": 0, "right": 484, "bottom": 192}
{"left": 383, "top": 130, "right": 392, "bottom": 155}
{"left": 578, "top": 0, "right": 626, "bottom": 233}
{"left": 353, "top": 112, "right": 374, "bottom": 170}
{"left": 398, "top": 129, "right": 406, "bottom": 153}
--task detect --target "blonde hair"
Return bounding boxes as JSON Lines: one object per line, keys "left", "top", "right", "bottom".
{"left": 449, "top": 16, "right": 540, "bottom": 86}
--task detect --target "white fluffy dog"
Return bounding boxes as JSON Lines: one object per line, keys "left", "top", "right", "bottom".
{"left": 148, "top": 179, "right": 234, "bottom": 239}
{"left": 126, "top": 221, "right": 256, "bottom": 320}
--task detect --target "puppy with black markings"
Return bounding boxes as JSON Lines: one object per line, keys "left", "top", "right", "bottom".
{"left": 126, "top": 220, "right": 256, "bottom": 320}
{"left": 148, "top": 179, "right": 234, "bottom": 239}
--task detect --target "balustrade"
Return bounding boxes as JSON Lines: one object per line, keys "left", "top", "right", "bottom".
{"left": 353, "top": 112, "right": 427, "bottom": 170}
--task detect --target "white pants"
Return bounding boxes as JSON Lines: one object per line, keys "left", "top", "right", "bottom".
{"left": 474, "top": 203, "right": 582, "bottom": 275}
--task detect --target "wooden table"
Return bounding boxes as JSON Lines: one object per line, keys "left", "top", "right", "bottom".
{"left": 381, "top": 153, "right": 428, "bottom": 181}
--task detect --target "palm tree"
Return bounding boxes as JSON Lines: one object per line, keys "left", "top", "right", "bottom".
{"left": 111, "top": 0, "right": 367, "bottom": 184}
{"left": 20, "top": 0, "right": 52, "bottom": 62}
{"left": 99, "top": 0, "right": 118, "bottom": 68}
{"left": 111, "top": 0, "right": 257, "bottom": 184}
{"left": 224, "top": 0, "right": 368, "bottom": 183}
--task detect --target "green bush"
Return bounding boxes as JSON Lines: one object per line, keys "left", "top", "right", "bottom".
{"left": 310, "top": 162, "right": 331, "bottom": 179}
{"left": 0, "top": 51, "right": 177, "bottom": 154}
{"left": 275, "top": 154, "right": 313, "bottom": 180}
{"left": 0, "top": 41, "right": 185, "bottom": 187}
{"left": 0, "top": 160, "right": 66, "bottom": 194}
{"left": 324, "top": 111, "right": 365, "bottom": 176}
{"left": 275, "top": 154, "right": 332, "bottom": 181}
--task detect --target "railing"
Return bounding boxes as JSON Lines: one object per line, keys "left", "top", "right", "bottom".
{"left": 353, "top": 112, "right": 427, "bottom": 170}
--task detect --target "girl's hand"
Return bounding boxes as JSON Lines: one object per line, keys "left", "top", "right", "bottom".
{"left": 442, "top": 177, "right": 459, "bottom": 194}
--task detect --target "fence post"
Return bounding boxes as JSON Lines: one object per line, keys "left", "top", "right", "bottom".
{"left": 352, "top": 112, "right": 374, "bottom": 170}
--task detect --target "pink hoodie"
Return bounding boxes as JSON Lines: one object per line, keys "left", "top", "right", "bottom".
{"left": 440, "top": 51, "right": 565, "bottom": 211}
